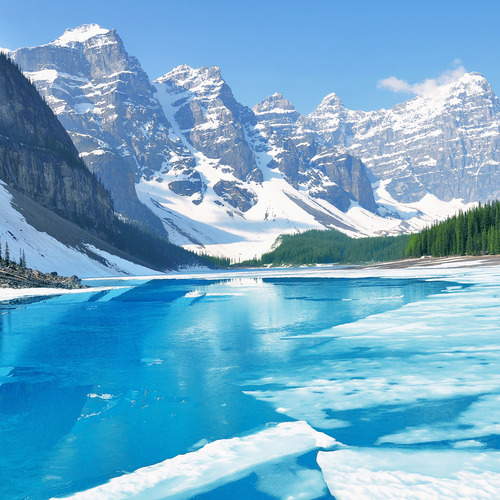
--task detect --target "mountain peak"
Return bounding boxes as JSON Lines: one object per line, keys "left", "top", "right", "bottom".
{"left": 53, "top": 24, "right": 111, "bottom": 47}
{"left": 454, "top": 71, "right": 490, "bottom": 90}
{"left": 312, "top": 92, "right": 344, "bottom": 114}
{"left": 253, "top": 93, "right": 296, "bottom": 115}
{"left": 156, "top": 64, "right": 223, "bottom": 87}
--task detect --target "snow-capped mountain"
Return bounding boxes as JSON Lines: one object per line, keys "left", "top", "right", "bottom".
{"left": 0, "top": 51, "right": 156, "bottom": 276}
{"left": 0, "top": 50, "right": 205, "bottom": 275}
{"left": 11, "top": 24, "right": 180, "bottom": 236}
{"left": 250, "top": 92, "right": 376, "bottom": 213}
{"left": 307, "top": 73, "right": 500, "bottom": 204}
{"left": 10, "top": 24, "right": 495, "bottom": 260}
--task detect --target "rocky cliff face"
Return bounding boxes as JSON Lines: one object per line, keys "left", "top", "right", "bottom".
{"left": 0, "top": 51, "right": 203, "bottom": 273}
{"left": 11, "top": 25, "right": 174, "bottom": 235}
{"left": 250, "top": 93, "right": 376, "bottom": 212}
{"left": 157, "top": 65, "right": 262, "bottom": 183}
{"left": 307, "top": 73, "right": 500, "bottom": 204}
{"left": 0, "top": 53, "right": 115, "bottom": 237}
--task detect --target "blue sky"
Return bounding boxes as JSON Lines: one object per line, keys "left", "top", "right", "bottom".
{"left": 0, "top": 0, "right": 498, "bottom": 114}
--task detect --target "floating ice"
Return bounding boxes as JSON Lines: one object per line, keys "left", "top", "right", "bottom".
{"left": 140, "top": 358, "right": 164, "bottom": 366}
{"left": 317, "top": 448, "right": 500, "bottom": 499}
{"left": 59, "top": 421, "right": 337, "bottom": 499}
{"left": 184, "top": 290, "right": 205, "bottom": 298}
{"left": 255, "top": 458, "right": 328, "bottom": 499}
{"left": 87, "top": 393, "right": 113, "bottom": 400}
{"left": 378, "top": 394, "right": 500, "bottom": 445}
{"left": 243, "top": 267, "right": 500, "bottom": 441}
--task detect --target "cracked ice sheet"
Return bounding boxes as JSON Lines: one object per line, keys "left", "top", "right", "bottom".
{"left": 317, "top": 448, "right": 500, "bottom": 499}
{"left": 378, "top": 393, "right": 500, "bottom": 445}
{"left": 58, "top": 421, "right": 336, "bottom": 499}
{"left": 244, "top": 274, "right": 500, "bottom": 437}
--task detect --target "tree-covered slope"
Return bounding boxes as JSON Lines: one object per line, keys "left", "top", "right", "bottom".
{"left": 405, "top": 201, "right": 500, "bottom": 258}
{"left": 240, "top": 229, "right": 409, "bottom": 266}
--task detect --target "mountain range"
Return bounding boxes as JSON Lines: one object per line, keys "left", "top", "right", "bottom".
{"left": 4, "top": 24, "right": 500, "bottom": 262}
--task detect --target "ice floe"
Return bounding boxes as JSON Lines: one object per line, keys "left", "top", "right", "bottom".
{"left": 59, "top": 421, "right": 337, "bottom": 499}
{"left": 317, "top": 448, "right": 500, "bottom": 499}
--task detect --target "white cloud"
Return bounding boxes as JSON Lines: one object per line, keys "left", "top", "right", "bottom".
{"left": 378, "top": 66, "right": 467, "bottom": 99}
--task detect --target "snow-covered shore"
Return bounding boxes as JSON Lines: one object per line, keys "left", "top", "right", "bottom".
{"left": 0, "top": 285, "right": 130, "bottom": 303}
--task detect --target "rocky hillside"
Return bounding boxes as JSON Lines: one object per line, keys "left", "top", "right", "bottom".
{"left": 306, "top": 73, "right": 500, "bottom": 204}
{"left": 0, "top": 53, "right": 115, "bottom": 238}
{"left": 0, "top": 52, "right": 204, "bottom": 273}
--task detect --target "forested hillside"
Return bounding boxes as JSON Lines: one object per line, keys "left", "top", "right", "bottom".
{"left": 239, "top": 229, "right": 409, "bottom": 266}
{"left": 405, "top": 201, "right": 500, "bottom": 258}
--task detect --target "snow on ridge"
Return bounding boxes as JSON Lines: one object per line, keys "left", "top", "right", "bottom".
{"left": 313, "top": 92, "right": 344, "bottom": 111}
{"left": 156, "top": 64, "right": 223, "bottom": 87}
{"left": 53, "top": 24, "right": 111, "bottom": 47}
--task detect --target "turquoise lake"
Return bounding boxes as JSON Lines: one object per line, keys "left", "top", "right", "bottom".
{"left": 0, "top": 273, "right": 476, "bottom": 498}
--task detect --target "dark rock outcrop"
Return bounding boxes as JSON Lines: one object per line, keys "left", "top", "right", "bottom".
{"left": 0, "top": 263, "right": 87, "bottom": 290}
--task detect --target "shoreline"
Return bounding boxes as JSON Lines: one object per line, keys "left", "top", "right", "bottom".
{"left": 359, "top": 254, "right": 500, "bottom": 270}
{"left": 0, "top": 284, "right": 131, "bottom": 305}
{"left": 2, "top": 254, "right": 500, "bottom": 305}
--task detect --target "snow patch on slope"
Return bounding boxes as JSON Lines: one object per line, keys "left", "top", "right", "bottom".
{"left": 0, "top": 182, "right": 154, "bottom": 278}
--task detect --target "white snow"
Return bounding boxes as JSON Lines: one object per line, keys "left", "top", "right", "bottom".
{"left": 24, "top": 69, "right": 59, "bottom": 83}
{"left": 59, "top": 421, "right": 336, "bottom": 499}
{"left": 0, "top": 285, "right": 129, "bottom": 303}
{"left": 0, "top": 181, "right": 155, "bottom": 278}
{"left": 53, "top": 24, "right": 110, "bottom": 47}
{"left": 373, "top": 179, "right": 474, "bottom": 224}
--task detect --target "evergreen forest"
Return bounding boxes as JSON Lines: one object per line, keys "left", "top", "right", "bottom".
{"left": 405, "top": 201, "right": 500, "bottom": 258}
{"left": 238, "top": 229, "right": 410, "bottom": 266}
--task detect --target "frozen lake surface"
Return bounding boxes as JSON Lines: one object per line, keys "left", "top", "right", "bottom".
{"left": 1, "top": 263, "right": 500, "bottom": 498}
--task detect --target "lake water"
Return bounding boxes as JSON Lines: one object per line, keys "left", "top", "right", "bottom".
{"left": 1, "top": 269, "right": 499, "bottom": 499}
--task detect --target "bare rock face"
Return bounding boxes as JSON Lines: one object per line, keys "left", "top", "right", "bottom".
{"left": 156, "top": 65, "right": 262, "bottom": 183}
{"left": 307, "top": 73, "right": 500, "bottom": 204}
{"left": 250, "top": 93, "right": 377, "bottom": 212}
{"left": 11, "top": 25, "right": 176, "bottom": 235}
{"left": 212, "top": 180, "right": 257, "bottom": 212}
{"left": 0, "top": 53, "right": 116, "bottom": 237}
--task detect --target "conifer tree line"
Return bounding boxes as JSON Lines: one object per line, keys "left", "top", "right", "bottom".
{"left": 405, "top": 201, "right": 500, "bottom": 258}
{"left": 237, "top": 229, "right": 409, "bottom": 266}
{"left": 0, "top": 238, "right": 27, "bottom": 268}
